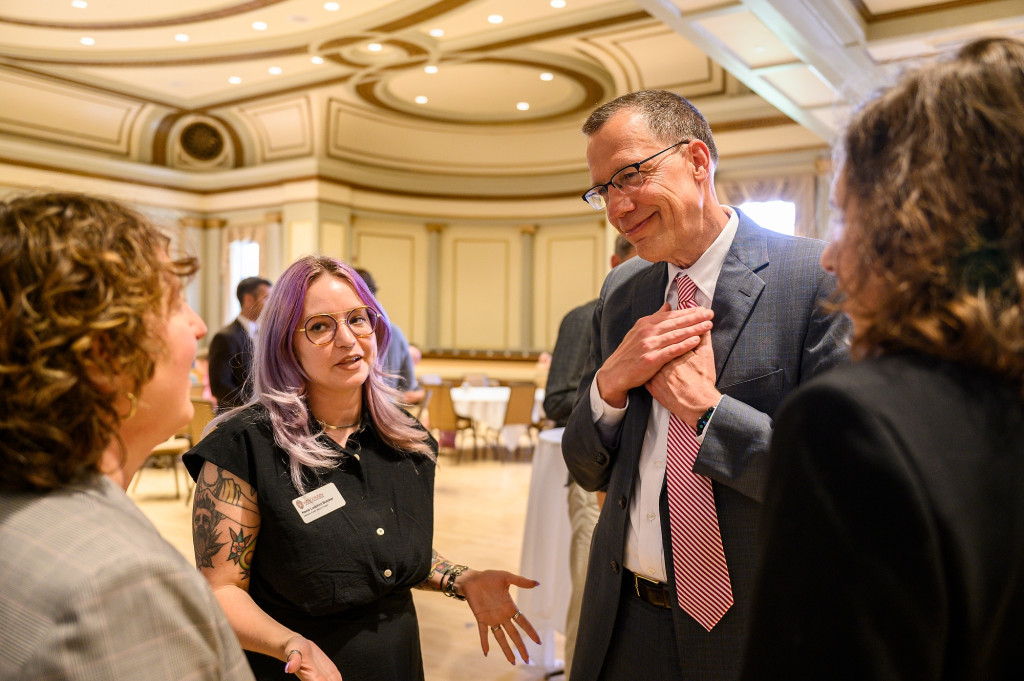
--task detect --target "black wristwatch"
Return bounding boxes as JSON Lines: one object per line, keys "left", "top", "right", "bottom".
{"left": 695, "top": 406, "right": 715, "bottom": 436}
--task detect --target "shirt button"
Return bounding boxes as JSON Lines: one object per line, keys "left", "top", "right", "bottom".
{"left": 654, "top": 459, "right": 664, "bottom": 468}
{"left": 383, "top": 568, "right": 393, "bottom": 578}
{"left": 647, "top": 512, "right": 655, "bottom": 521}
{"left": 376, "top": 527, "right": 385, "bottom": 536}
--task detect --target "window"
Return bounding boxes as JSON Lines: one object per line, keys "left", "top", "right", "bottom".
{"left": 739, "top": 200, "right": 796, "bottom": 236}
{"left": 226, "top": 240, "right": 260, "bottom": 320}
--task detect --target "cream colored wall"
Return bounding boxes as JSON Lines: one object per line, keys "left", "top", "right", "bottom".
{"left": 438, "top": 225, "right": 523, "bottom": 350}
{"left": 534, "top": 221, "right": 608, "bottom": 351}
{"left": 350, "top": 217, "right": 428, "bottom": 347}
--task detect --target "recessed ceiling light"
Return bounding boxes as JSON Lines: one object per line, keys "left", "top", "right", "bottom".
{"left": 268, "top": 66, "right": 282, "bottom": 75}
{"left": 174, "top": 33, "right": 189, "bottom": 42}
{"left": 429, "top": 28, "right": 444, "bottom": 38}
{"left": 311, "top": 56, "right": 324, "bottom": 65}
{"left": 516, "top": 102, "right": 530, "bottom": 111}
{"left": 488, "top": 15, "right": 504, "bottom": 24}
{"left": 367, "top": 42, "right": 383, "bottom": 52}
{"left": 252, "top": 21, "right": 268, "bottom": 31}
{"left": 415, "top": 96, "right": 428, "bottom": 104}
{"left": 540, "top": 72, "right": 554, "bottom": 81}
{"left": 228, "top": 76, "right": 242, "bottom": 85}
{"left": 551, "top": 0, "right": 567, "bottom": 7}
{"left": 324, "top": 2, "right": 340, "bottom": 10}
{"left": 80, "top": 36, "right": 95, "bottom": 45}
{"left": 71, "top": 1, "right": 88, "bottom": 8}
{"left": 424, "top": 65, "right": 438, "bottom": 74}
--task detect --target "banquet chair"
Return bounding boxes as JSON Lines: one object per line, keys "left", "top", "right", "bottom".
{"left": 189, "top": 397, "right": 216, "bottom": 444}
{"left": 427, "top": 382, "right": 480, "bottom": 462}
{"left": 462, "top": 372, "right": 490, "bottom": 387}
{"left": 131, "top": 428, "right": 191, "bottom": 499}
{"left": 486, "top": 382, "right": 542, "bottom": 461}
{"left": 411, "top": 387, "right": 433, "bottom": 422}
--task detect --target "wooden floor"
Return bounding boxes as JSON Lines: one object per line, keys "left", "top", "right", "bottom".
{"left": 130, "top": 454, "right": 564, "bottom": 681}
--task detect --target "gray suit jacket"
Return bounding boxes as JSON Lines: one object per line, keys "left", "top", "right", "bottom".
{"left": 0, "top": 474, "right": 253, "bottom": 681}
{"left": 563, "top": 212, "right": 850, "bottom": 680}
{"left": 544, "top": 299, "right": 598, "bottom": 428}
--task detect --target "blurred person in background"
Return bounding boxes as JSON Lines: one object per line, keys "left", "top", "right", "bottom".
{"left": 209, "top": 275, "right": 272, "bottom": 412}
{"left": 354, "top": 268, "right": 425, "bottom": 406}
{"left": 0, "top": 192, "right": 253, "bottom": 681}
{"left": 741, "top": 36, "right": 1024, "bottom": 680}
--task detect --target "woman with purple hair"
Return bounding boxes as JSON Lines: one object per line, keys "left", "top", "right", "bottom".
{"left": 185, "top": 256, "right": 539, "bottom": 681}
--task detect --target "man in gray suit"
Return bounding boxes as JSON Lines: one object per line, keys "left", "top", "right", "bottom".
{"left": 562, "top": 90, "right": 849, "bottom": 680}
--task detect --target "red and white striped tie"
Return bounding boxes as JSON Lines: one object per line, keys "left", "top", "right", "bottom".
{"left": 665, "top": 274, "right": 733, "bottom": 631}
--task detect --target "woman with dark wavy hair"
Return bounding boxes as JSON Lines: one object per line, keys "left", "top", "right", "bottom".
{"left": 0, "top": 192, "right": 252, "bottom": 680}
{"left": 740, "top": 37, "right": 1024, "bottom": 680}
{"left": 185, "top": 255, "right": 539, "bottom": 681}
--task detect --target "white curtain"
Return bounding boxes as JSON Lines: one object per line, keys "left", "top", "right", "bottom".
{"left": 717, "top": 175, "right": 816, "bottom": 238}
{"left": 220, "top": 221, "right": 268, "bottom": 321}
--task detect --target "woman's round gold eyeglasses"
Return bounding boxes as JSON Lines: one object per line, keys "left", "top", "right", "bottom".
{"left": 295, "top": 306, "right": 380, "bottom": 345}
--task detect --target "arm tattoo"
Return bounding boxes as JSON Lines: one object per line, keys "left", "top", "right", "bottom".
{"left": 415, "top": 549, "right": 454, "bottom": 591}
{"left": 192, "top": 465, "right": 258, "bottom": 580}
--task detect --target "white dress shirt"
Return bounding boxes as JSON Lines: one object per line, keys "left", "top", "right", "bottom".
{"left": 589, "top": 207, "right": 738, "bottom": 582}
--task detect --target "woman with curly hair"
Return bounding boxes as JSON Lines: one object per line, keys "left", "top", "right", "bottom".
{"left": 0, "top": 192, "right": 253, "bottom": 680}
{"left": 740, "top": 37, "right": 1024, "bottom": 680}
{"left": 184, "top": 255, "right": 539, "bottom": 681}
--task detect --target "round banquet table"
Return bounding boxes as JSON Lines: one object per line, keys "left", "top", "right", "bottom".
{"left": 449, "top": 385, "right": 544, "bottom": 452}
{"left": 516, "top": 427, "right": 571, "bottom": 672}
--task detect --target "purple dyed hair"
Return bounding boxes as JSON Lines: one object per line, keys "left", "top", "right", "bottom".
{"left": 246, "top": 255, "right": 433, "bottom": 492}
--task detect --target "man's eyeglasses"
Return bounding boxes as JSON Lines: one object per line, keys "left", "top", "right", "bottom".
{"left": 582, "top": 140, "right": 689, "bottom": 210}
{"left": 295, "top": 306, "right": 380, "bottom": 346}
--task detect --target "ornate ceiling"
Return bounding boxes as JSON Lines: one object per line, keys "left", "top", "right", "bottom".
{"left": 0, "top": 0, "right": 1021, "bottom": 203}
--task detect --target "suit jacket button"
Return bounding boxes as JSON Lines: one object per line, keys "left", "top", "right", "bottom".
{"left": 610, "top": 561, "right": 619, "bottom": 574}
{"left": 618, "top": 496, "right": 627, "bottom": 509}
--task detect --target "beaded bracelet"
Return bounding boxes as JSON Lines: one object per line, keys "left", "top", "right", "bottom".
{"left": 442, "top": 564, "right": 469, "bottom": 601}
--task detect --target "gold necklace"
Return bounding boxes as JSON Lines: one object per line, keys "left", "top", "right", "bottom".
{"left": 316, "top": 417, "right": 361, "bottom": 431}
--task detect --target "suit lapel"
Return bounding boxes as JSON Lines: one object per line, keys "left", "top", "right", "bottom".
{"left": 710, "top": 212, "right": 768, "bottom": 379}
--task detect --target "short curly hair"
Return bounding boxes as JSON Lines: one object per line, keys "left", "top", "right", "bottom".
{"left": 0, "top": 192, "right": 198, "bottom": 491}
{"left": 833, "top": 37, "right": 1024, "bottom": 396}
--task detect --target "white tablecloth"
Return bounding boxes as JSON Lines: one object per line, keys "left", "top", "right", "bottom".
{"left": 517, "top": 427, "right": 571, "bottom": 671}
{"left": 450, "top": 385, "right": 544, "bottom": 451}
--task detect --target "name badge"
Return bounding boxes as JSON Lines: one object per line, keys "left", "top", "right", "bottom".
{"left": 291, "top": 482, "right": 345, "bottom": 524}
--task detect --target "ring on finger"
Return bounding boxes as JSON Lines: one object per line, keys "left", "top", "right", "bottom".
{"left": 511, "top": 610, "right": 522, "bottom": 622}
{"left": 490, "top": 625, "right": 501, "bottom": 633}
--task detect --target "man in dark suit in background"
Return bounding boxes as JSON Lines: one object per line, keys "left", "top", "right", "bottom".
{"left": 544, "top": 233, "right": 635, "bottom": 679}
{"left": 562, "top": 90, "right": 850, "bottom": 680}
{"left": 208, "top": 276, "right": 271, "bottom": 412}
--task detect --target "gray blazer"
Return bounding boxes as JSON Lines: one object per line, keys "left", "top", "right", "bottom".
{"left": 0, "top": 474, "right": 254, "bottom": 681}
{"left": 563, "top": 211, "right": 851, "bottom": 680}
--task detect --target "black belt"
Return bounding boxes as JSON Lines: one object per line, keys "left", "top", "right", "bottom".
{"left": 627, "top": 569, "right": 672, "bottom": 609}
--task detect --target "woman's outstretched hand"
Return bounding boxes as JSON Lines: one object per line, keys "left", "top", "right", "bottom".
{"left": 458, "top": 569, "right": 541, "bottom": 664}
{"left": 282, "top": 634, "right": 343, "bottom": 681}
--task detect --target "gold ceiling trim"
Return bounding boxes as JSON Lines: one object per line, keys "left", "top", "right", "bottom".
{"left": 368, "top": 0, "right": 478, "bottom": 33}
{"left": 851, "top": 0, "right": 993, "bottom": 22}
{"left": 353, "top": 55, "right": 606, "bottom": 126}
{"left": 0, "top": 0, "right": 287, "bottom": 30}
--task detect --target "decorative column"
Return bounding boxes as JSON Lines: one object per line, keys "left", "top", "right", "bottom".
{"left": 519, "top": 224, "right": 537, "bottom": 351}
{"left": 425, "top": 222, "right": 445, "bottom": 349}
{"left": 814, "top": 157, "right": 833, "bottom": 241}
{"left": 264, "top": 211, "right": 284, "bottom": 278}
